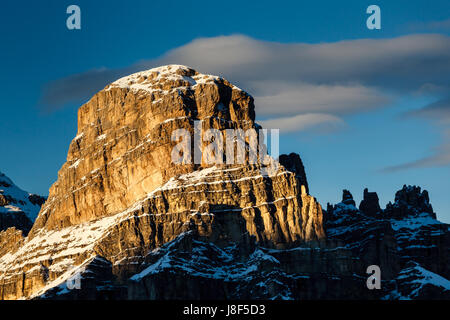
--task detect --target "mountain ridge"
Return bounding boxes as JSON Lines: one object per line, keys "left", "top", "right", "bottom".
{"left": 0, "top": 65, "right": 324, "bottom": 299}
{"left": 0, "top": 65, "right": 448, "bottom": 300}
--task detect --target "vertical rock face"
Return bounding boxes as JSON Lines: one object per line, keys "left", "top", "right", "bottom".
{"left": 278, "top": 153, "right": 308, "bottom": 194}
{"left": 0, "top": 65, "right": 448, "bottom": 300}
{"left": 359, "top": 188, "right": 382, "bottom": 217}
{"left": 385, "top": 186, "right": 449, "bottom": 287}
{"left": 0, "top": 65, "right": 324, "bottom": 300}
{"left": 0, "top": 227, "right": 26, "bottom": 258}
{"left": 118, "top": 185, "right": 450, "bottom": 300}
{"left": 31, "top": 65, "right": 255, "bottom": 233}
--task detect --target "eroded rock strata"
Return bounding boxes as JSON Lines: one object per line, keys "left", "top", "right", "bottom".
{"left": 0, "top": 65, "right": 323, "bottom": 300}
{"left": 0, "top": 65, "right": 448, "bottom": 300}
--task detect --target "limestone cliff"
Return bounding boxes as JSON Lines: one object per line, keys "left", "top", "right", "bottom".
{"left": 0, "top": 65, "right": 324, "bottom": 299}
{"left": 1, "top": 65, "right": 448, "bottom": 300}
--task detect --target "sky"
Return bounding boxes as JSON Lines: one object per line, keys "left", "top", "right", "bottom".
{"left": 0, "top": 0, "right": 449, "bottom": 221}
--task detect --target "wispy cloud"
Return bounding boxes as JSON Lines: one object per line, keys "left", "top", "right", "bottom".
{"left": 39, "top": 34, "right": 450, "bottom": 169}
{"left": 406, "top": 18, "right": 450, "bottom": 32}
{"left": 41, "top": 33, "right": 450, "bottom": 112}
{"left": 407, "top": 97, "right": 450, "bottom": 124}
{"left": 252, "top": 81, "right": 390, "bottom": 116}
{"left": 258, "top": 113, "right": 345, "bottom": 133}
{"left": 384, "top": 96, "right": 450, "bottom": 171}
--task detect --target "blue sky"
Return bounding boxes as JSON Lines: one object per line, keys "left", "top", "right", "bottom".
{"left": 1, "top": 0, "right": 449, "bottom": 221}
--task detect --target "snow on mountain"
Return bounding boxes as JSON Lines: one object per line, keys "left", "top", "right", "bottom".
{"left": 1, "top": 65, "right": 449, "bottom": 301}
{"left": 107, "top": 64, "right": 242, "bottom": 94}
{"left": 0, "top": 171, "right": 45, "bottom": 233}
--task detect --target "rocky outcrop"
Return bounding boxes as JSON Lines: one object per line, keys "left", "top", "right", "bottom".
{"left": 40, "top": 180, "right": 450, "bottom": 301}
{"left": 341, "top": 189, "right": 356, "bottom": 206}
{"left": 278, "top": 153, "right": 308, "bottom": 194}
{"left": 386, "top": 186, "right": 449, "bottom": 280}
{"left": 126, "top": 232, "right": 369, "bottom": 300}
{"left": 359, "top": 188, "right": 382, "bottom": 217}
{"left": 0, "top": 228, "right": 25, "bottom": 259}
{"left": 325, "top": 186, "right": 450, "bottom": 299}
{"left": 0, "top": 65, "right": 323, "bottom": 300}
{"left": 385, "top": 185, "right": 435, "bottom": 219}
{"left": 325, "top": 190, "right": 400, "bottom": 281}
{"left": 0, "top": 65, "right": 448, "bottom": 300}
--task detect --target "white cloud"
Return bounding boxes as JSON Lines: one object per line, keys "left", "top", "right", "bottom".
{"left": 252, "top": 81, "right": 390, "bottom": 116}
{"left": 41, "top": 33, "right": 450, "bottom": 112}
{"left": 39, "top": 34, "right": 450, "bottom": 168}
{"left": 258, "top": 113, "right": 345, "bottom": 133}
{"left": 385, "top": 97, "right": 450, "bottom": 170}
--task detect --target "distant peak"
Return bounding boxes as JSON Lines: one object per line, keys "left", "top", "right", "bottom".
{"left": 0, "top": 169, "right": 45, "bottom": 233}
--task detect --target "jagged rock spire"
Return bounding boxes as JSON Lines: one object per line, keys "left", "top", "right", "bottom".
{"left": 359, "top": 188, "right": 381, "bottom": 217}
{"left": 279, "top": 153, "right": 309, "bottom": 194}
{"left": 342, "top": 189, "right": 356, "bottom": 206}
{"left": 385, "top": 185, "right": 435, "bottom": 219}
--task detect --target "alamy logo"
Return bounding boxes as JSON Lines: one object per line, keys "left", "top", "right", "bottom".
{"left": 366, "top": 265, "right": 381, "bottom": 289}
{"left": 366, "top": 5, "right": 381, "bottom": 30}
{"left": 66, "top": 266, "right": 82, "bottom": 290}
{"left": 171, "top": 121, "right": 280, "bottom": 176}
{"left": 66, "top": 5, "right": 81, "bottom": 30}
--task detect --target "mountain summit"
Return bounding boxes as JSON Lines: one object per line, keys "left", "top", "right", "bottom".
{"left": 0, "top": 65, "right": 324, "bottom": 299}
{"left": 0, "top": 65, "right": 448, "bottom": 300}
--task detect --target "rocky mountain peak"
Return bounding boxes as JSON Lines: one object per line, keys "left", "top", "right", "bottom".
{"left": 0, "top": 66, "right": 324, "bottom": 300}
{"left": 359, "top": 188, "right": 382, "bottom": 217}
{"left": 31, "top": 64, "right": 261, "bottom": 233}
{"left": 342, "top": 189, "right": 356, "bottom": 206}
{"left": 1, "top": 66, "right": 448, "bottom": 301}
{"left": 107, "top": 64, "right": 244, "bottom": 96}
{"left": 0, "top": 171, "right": 45, "bottom": 234}
{"left": 386, "top": 185, "right": 435, "bottom": 219}
{"left": 278, "top": 153, "right": 309, "bottom": 194}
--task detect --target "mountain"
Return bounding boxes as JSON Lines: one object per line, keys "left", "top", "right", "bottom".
{"left": 0, "top": 65, "right": 448, "bottom": 300}
{"left": 0, "top": 171, "right": 45, "bottom": 234}
{"left": 325, "top": 187, "right": 450, "bottom": 299}
{"left": 0, "top": 65, "right": 323, "bottom": 299}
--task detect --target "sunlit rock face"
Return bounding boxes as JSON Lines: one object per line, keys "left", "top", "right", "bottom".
{"left": 31, "top": 65, "right": 256, "bottom": 232}
{"left": 0, "top": 65, "right": 324, "bottom": 300}
{"left": 2, "top": 65, "right": 447, "bottom": 301}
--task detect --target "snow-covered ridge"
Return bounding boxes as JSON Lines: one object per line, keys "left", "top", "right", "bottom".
{"left": 154, "top": 165, "right": 290, "bottom": 193}
{"left": 390, "top": 212, "right": 445, "bottom": 231}
{"left": 129, "top": 232, "right": 281, "bottom": 283}
{"left": 0, "top": 171, "right": 43, "bottom": 222}
{"left": 0, "top": 199, "right": 142, "bottom": 281}
{"left": 386, "top": 262, "right": 450, "bottom": 300}
{"left": 107, "top": 64, "right": 242, "bottom": 94}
